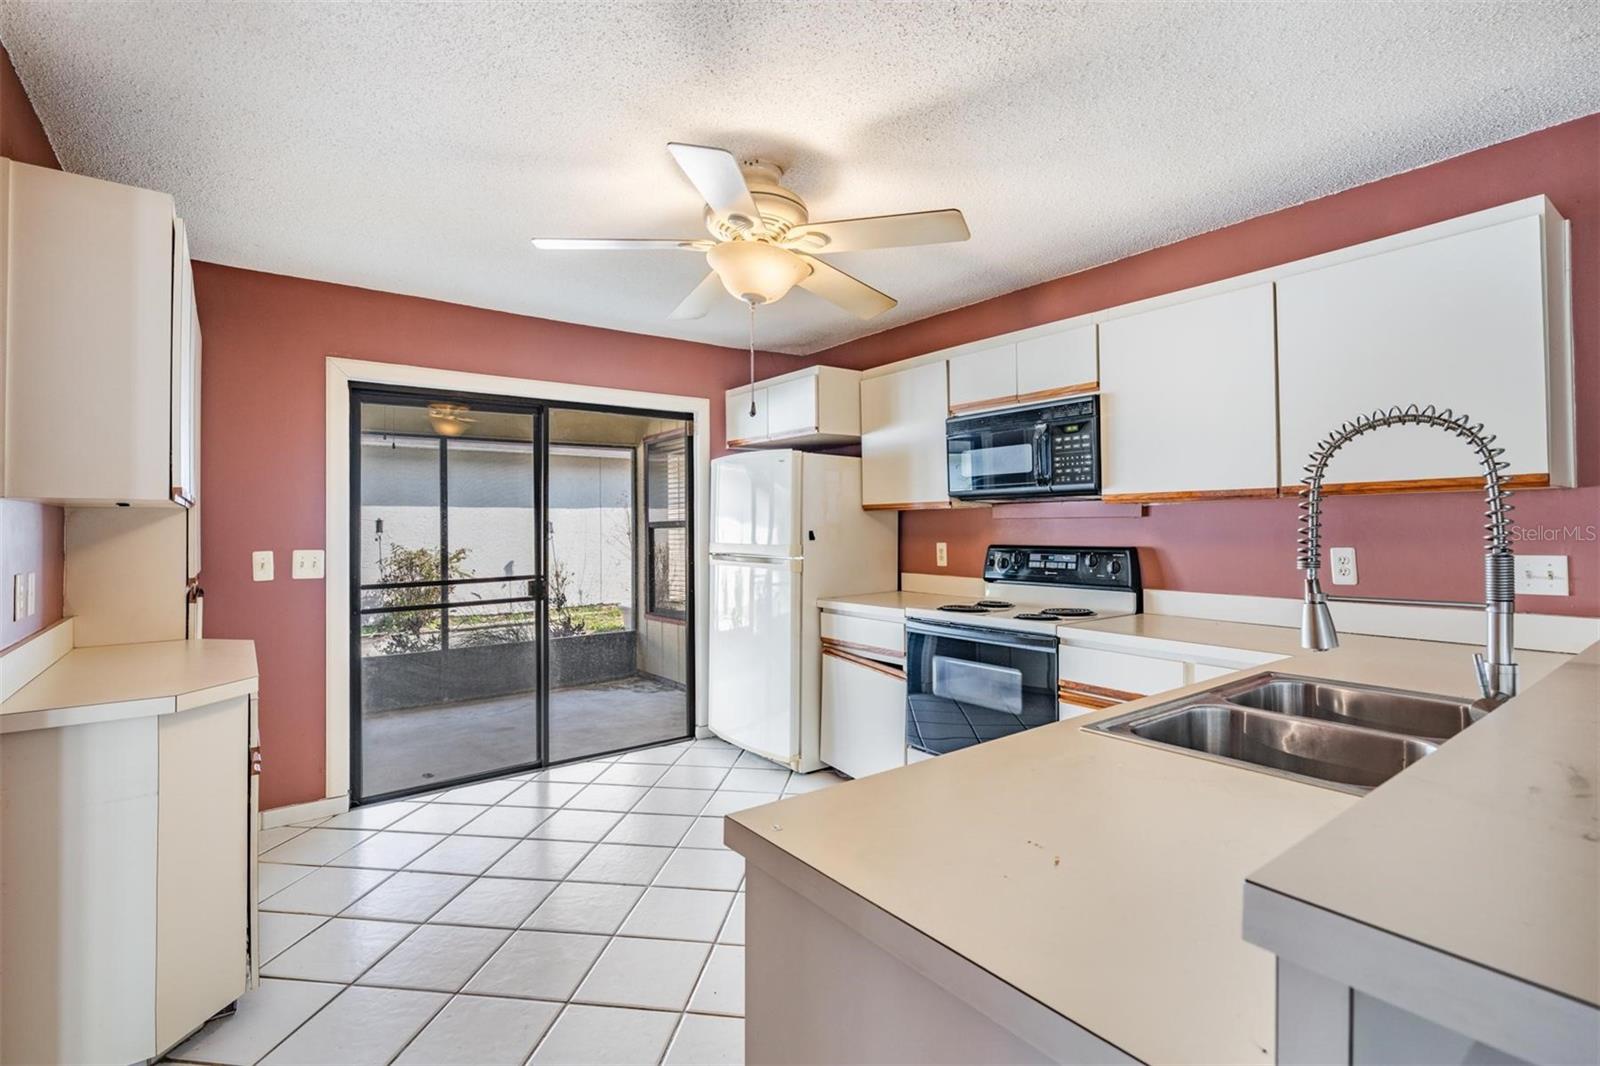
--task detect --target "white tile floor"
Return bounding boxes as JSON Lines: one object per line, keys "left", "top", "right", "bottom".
{"left": 168, "top": 738, "right": 843, "bottom": 1066}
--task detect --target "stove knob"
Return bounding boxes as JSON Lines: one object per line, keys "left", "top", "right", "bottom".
{"left": 1084, "top": 552, "right": 1100, "bottom": 569}
{"left": 993, "top": 551, "right": 1013, "bottom": 573}
{"left": 1109, "top": 558, "right": 1123, "bottom": 576}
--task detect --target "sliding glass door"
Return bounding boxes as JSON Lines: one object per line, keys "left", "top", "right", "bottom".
{"left": 352, "top": 389, "right": 545, "bottom": 802}
{"left": 349, "top": 389, "right": 695, "bottom": 804}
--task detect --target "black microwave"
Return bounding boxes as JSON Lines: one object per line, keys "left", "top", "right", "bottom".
{"left": 946, "top": 396, "right": 1100, "bottom": 500}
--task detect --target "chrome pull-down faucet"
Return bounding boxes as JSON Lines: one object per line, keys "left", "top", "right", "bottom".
{"left": 1297, "top": 405, "right": 1519, "bottom": 710}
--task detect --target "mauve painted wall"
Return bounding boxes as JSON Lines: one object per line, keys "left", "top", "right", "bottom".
{"left": 193, "top": 263, "right": 791, "bottom": 808}
{"left": 0, "top": 40, "right": 65, "bottom": 652}
{"left": 808, "top": 115, "right": 1600, "bottom": 617}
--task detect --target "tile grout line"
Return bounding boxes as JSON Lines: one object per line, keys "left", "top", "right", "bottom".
{"left": 190, "top": 738, "right": 782, "bottom": 1066}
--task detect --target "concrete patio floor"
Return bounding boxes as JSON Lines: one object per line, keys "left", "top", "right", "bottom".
{"left": 359, "top": 675, "right": 689, "bottom": 798}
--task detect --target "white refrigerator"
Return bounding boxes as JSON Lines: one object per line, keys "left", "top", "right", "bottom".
{"left": 707, "top": 450, "right": 898, "bottom": 772}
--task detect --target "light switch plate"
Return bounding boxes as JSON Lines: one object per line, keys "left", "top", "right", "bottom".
{"left": 936, "top": 542, "right": 948, "bottom": 567}
{"left": 252, "top": 551, "right": 275, "bottom": 582}
{"left": 1330, "top": 547, "right": 1358, "bottom": 585}
{"left": 10, "top": 575, "right": 24, "bottom": 622}
{"left": 1514, "top": 555, "right": 1569, "bottom": 596}
{"left": 292, "top": 549, "right": 326, "bottom": 580}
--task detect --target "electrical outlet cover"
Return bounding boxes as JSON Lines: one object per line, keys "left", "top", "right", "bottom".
{"left": 1330, "top": 547, "right": 1358, "bottom": 585}
{"left": 936, "top": 542, "right": 948, "bottom": 567}
{"left": 25, "top": 571, "right": 37, "bottom": 616}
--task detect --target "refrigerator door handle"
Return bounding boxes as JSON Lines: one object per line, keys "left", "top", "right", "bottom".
{"left": 711, "top": 552, "right": 802, "bottom": 568}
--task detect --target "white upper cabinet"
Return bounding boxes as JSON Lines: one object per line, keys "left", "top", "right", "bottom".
{"left": 1276, "top": 213, "right": 1571, "bottom": 490}
{"left": 723, "top": 365, "right": 861, "bottom": 448}
{"left": 947, "top": 343, "right": 1017, "bottom": 412}
{"left": 1, "top": 160, "right": 200, "bottom": 507}
{"left": 725, "top": 386, "right": 769, "bottom": 444}
{"left": 1099, "top": 283, "right": 1278, "bottom": 500}
{"left": 1015, "top": 324, "right": 1097, "bottom": 403}
{"left": 861, "top": 360, "right": 950, "bottom": 509}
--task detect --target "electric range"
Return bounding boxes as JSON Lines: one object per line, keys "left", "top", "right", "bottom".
{"left": 902, "top": 546, "right": 1142, "bottom": 757}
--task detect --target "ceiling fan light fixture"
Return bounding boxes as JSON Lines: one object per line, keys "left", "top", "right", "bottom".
{"left": 707, "top": 239, "right": 810, "bottom": 306}
{"left": 427, "top": 402, "right": 474, "bottom": 437}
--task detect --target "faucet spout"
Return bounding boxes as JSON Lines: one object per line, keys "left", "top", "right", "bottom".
{"left": 1295, "top": 405, "right": 1518, "bottom": 707}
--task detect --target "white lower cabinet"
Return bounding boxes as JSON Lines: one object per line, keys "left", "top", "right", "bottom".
{"left": 820, "top": 641, "right": 907, "bottom": 780}
{"left": 0, "top": 693, "right": 257, "bottom": 1065}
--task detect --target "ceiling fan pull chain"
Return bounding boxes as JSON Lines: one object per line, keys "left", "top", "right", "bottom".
{"left": 748, "top": 300, "right": 758, "bottom": 418}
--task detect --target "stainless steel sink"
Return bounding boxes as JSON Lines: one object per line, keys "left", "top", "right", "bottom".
{"left": 1214, "top": 674, "right": 1480, "bottom": 741}
{"left": 1116, "top": 703, "right": 1437, "bottom": 793}
{"left": 1086, "top": 673, "right": 1473, "bottom": 794}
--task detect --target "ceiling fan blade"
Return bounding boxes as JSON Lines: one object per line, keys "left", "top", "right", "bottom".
{"left": 531, "top": 237, "right": 710, "bottom": 251}
{"left": 784, "top": 209, "right": 970, "bottom": 253}
{"left": 667, "top": 143, "right": 763, "bottom": 232}
{"left": 668, "top": 271, "right": 727, "bottom": 321}
{"left": 796, "top": 255, "right": 897, "bottom": 319}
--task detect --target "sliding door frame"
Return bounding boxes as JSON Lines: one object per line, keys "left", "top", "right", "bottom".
{"left": 347, "top": 383, "right": 550, "bottom": 804}
{"left": 321, "top": 358, "right": 709, "bottom": 815}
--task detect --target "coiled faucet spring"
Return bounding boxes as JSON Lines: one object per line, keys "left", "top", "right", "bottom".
{"left": 1296, "top": 404, "right": 1518, "bottom": 707}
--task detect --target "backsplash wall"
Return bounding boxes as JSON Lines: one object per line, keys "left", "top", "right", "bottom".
{"left": 811, "top": 114, "right": 1600, "bottom": 619}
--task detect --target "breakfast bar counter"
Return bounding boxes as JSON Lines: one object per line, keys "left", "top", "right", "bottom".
{"left": 727, "top": 627, "right": 1575, "bottom": 1064}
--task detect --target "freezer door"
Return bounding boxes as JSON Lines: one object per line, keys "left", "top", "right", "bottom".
{"left": 710, "top": 450, "right": 802, "bottom": 557}
{"left": 707, "top": 555, "right": 801, "bottom": 767}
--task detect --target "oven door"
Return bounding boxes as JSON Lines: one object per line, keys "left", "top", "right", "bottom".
{"left": 946, "top": 419, "right": 1048, "bottom": 498}
{"left": 904, "top": 620, "right": 1059, "bottom": 756}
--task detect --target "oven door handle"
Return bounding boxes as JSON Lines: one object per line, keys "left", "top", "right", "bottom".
{"left": 906, "top": 619, "right": 1059, "bottom": 652}
{"left": 1032, "top": 424, "right": 1051, "bottom": 485}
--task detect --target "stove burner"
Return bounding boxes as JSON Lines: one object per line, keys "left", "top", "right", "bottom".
{"left": 1013, "top": 613, "right": 1061, "bottom": 622}
{"left": 1041, "top": 607, "right": 1096, "bottom": 618}
{"left": 937, "top": 603, "right": 991, "bottom": 613}
{"left": 975, "top": 600, "right": 1014, "bottom": 609}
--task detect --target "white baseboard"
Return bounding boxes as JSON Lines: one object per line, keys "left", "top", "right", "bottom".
{"left": 1144, "top": 590, "right": 1599, "bottom": 654}
{"left": 261, "top": 794, "right": 350, "bottom": 829}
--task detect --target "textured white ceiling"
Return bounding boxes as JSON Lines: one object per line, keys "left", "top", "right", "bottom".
{"left": 3, "top": 2, "right": 1597, "bottom": 355}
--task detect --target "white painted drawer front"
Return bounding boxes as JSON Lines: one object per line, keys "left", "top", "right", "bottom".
{"left": 1190, "top": 662, "right": 1243, "bottom": 684}
{"left": 1058, "top": 644, "right": 1186, "bottom": 698}
{"left": 820, "top": 611, "right": 905, "bottom": 660}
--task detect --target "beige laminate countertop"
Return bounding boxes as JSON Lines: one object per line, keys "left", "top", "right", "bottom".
{"left": 729, "top": 630, "right": 1570, "bottom": 1064}
{"left": 1251, "top": 641, "right": 1600, "bottom": 1011}
{"left": 0, "top": 639, "right": 259, "bottom": 733}
{"left": 817, "top": 590, "right": 957, "bottom": 619}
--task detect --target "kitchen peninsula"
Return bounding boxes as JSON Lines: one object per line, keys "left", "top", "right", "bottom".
{"left": 727, "top": 622, "right": 1595, "bottom": 1064}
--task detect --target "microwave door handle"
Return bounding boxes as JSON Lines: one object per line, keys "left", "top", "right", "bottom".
{"left": 1033, "top": 424, "right": 1050, "bottom": 484}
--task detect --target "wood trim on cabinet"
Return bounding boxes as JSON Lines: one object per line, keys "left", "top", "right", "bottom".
{"left": 822, "top": 644, "right": 907, "bottom": 681}
{"left": 820, "top": 636, "right": 904, "bottom": 664}
{"left": 947, "top": 395, "right": 1019, "bottom": 416}
{"left": 1277, "top": 472, "right": 1551, "bottom": 497}
{"left": 726, "top": 437, "right": 758, "bottom": 448}
{"left": 1013, "top": 381, "right": 1099, "bottom": 405}
{"left": 1102, "top": 487, "right": 1280, "bottom": 503}
{"left": 1057, "top": 678, "right": 1142, "bottom": 706}
{"left": 862, "top": 501, "right": 954, "bottom": 511}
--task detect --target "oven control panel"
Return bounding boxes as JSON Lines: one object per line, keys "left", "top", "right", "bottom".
{"left": 982, "top": 545, "right": 1141, "bottom": 592}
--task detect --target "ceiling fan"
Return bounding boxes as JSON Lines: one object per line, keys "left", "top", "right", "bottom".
{"left": 532, "top": 143, "right": 970, "bottom": 321}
